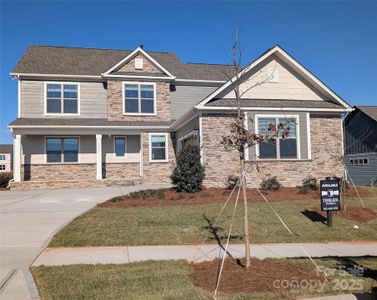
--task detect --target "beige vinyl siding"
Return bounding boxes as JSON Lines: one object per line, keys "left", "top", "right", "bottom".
{"left": 20, "top": 80, "right": 107, "bottom": 118}
{"left": 246, "top": 111, "right": 309, "bottom": 160}
{"left": 170, "top": 85, "right": 217, "bottom": 120}
{"left": 103, "top": 135, "right": 140, "bottom": 163}
{"left": 219, "top": 55, "right": 327, "bottom": 101}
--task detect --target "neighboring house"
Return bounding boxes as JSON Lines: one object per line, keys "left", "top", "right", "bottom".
{"left": 344, "top": 106, "right": 377, "bottom": 185}
{"left": 0, "top": 144, "right": 12, "bottom": 173}
{"left": 8, "top": 45, "right": 351, "bottom": 190}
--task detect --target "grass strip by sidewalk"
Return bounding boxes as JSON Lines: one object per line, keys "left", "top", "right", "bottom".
{"left": 49, "top": 196, "right": 377, "bottom": 247}
{"left": 31, "top": 257, "right": 377, "bottom": 300}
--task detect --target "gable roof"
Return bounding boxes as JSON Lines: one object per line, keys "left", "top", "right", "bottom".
{"left": 357, "top": 106, "right": 377, "bottom": 123}
{"left": 195, "top": 45, "right": 351, "bottom": 110}
{"left": 103, "top": 47, "right": 175, "bottom": 79}
{"left": 11, "top": 45, "right": 235, "bottom": 81}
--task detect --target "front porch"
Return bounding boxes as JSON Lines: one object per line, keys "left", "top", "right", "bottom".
{"left": 10, "top": 130, "right": 175, "bottom": 190}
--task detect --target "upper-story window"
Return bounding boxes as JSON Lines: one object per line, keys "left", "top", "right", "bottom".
{"left": 46, "top": 83, "right": 79, "bottom": 115}
{"left": 0, "top": 155, "right": 5, "bottom": 160}
{"left": 124, "top": 82, "right": 156, "bottom": 115}
{"left": 257, "top": 116, "right": 299, "bottom": 160}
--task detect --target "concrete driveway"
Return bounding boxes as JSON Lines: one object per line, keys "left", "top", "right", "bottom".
{"left": 0, "top": 184, "right": 169, "bottom": 300}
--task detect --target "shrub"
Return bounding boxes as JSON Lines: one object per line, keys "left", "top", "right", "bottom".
{"left": 0, "top": 172, "right": 12, "bottom": 188}
{"left": 171, "top": 144, "right": 204, "bottom": 192}
{"left": 260, "top": 176, "right": 281, "bottom": 191}
{"left": 226, "top": 175, "right": 239, "bottom": 190}
{"left": 128, "top": 189, "right": 165, "bottom": 200}
{"left": 301, "top": 177, "right": 318, "bottom": 191}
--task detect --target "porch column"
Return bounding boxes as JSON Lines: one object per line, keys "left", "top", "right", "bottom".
{"left": 96, "top": 134, "right": 102, "bottom": 180}
{"left": 13, "top": 134, "right": 21, "bottom": 182}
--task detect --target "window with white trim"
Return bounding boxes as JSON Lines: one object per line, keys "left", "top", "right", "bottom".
{"left": 0, "top": 155, "right": 5, "bottom": 160}
{"left": 46, "top": 83, "right": 79, "bottom": 114}
{"left": 124, "top": 83, "right": 155, "bottom": 114}
{"left": 258, "top": 117, "right": 298, "bottom": 159}
{"left": 150, "top": 134, "right": 168, "bottom": 162}
{"left": 46, "top": 138, "right": 79, "bottom": 163}
{"left": 114, "top": 137, "right": 126, "bottom": 157}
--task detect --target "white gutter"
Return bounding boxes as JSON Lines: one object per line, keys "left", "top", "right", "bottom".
{"left": 8, "top": 125, "right": 172, "bottom": 130}
{"left": 174, "top": 79, "right": 225, "bottom": 84}
{"left": 101, "top": 74, "right": 175, "bottom": 80}
{"left": 10, "top": 72, "right": 102, "bottom": 79}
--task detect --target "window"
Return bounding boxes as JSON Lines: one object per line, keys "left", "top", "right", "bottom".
{"left": 114, "top": 137, "right": 126, "bottom": 157}
{"left": 150, "top": 134, "right": 168, "bottom": 162}
{"left": 46, "top": 83, "right": 79, "bottom": 114}
{"left": 0, "top": 155, "right": 5, "bottom": 160}
{"left": 257, "top": 116, "right": 298, "bottom": 159}
{"left": 124, "top": 83, "right": 155, "bottom": 114}
{"left": 350, "top": 158, "right": 369, "bottom": 165}
{"left": 46, "top": 138, "right": 79, "bottom": 163}
{"left": 0, "top": 165, "right": 5, "bottom": 170}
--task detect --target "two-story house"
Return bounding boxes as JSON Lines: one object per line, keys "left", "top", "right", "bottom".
{"left": 8, "top": 45, "right": 351, "bottom": 190}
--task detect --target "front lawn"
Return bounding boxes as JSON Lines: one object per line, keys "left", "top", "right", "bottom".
{"left": 31, "top": 257, "right": 377, "bottom": 300}
{"left": 49, "top": 187, "right": 377, "bottom": 247}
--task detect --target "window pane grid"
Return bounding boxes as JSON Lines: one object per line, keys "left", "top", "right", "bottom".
{"left": 46, "top": 84, "right": 78, "bottom": 114}
{"left": 258, "top": 117, "right": 298, "bottom": 159}
{"left": 124, "top": 83, "right": 155, "bottom": 114}
{"left": 151, "top": 135, "right": 167, "bottom": 161}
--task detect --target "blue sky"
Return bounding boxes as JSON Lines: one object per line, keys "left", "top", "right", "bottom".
{"left": 1, "top": 1, "right": 376, "bottom": 144}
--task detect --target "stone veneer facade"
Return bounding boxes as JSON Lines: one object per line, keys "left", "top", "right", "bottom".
{"left": 202, "top": 113, "right": 344, "bottom": 188}
{"left": 107, "top": 80, "right": 171, "bottom": 122}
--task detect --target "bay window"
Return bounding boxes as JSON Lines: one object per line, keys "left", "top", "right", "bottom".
{"left": 257, "top": 116, "right": 298, "bottom": 159}
{"left": 124, "top": 82, "right": 155, "bottom": 114}
{"left": 46, "top": 137, "right": 79, "bottom": 163}
{"left": 46, "top": 83, "right": 79, "bottom": 114}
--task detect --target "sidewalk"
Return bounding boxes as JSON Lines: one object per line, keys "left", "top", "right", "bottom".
{"left": 33, "top": 241, "right": 377, "bottom": 266}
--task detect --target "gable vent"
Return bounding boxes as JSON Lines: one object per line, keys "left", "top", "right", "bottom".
{"left": 267, "top": 67, "right": 279, "bottom": 83}
{"left": 135, "top": 58, "right": 144, "bottom": 70}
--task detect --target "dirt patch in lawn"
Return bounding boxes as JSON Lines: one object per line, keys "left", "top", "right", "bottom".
{"left": 189, "top": 257, "right": 324, "bottom": 294}
{"left": 311, "top": 205, "right": 377, "bottom": 223}
{"left": 99, "top": 187, "right": 373, "bottom": 208}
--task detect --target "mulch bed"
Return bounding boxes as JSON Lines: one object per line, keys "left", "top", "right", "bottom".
{"left": 189, "top": 257, "right": 324, "bottom": 293}
{"left": 98, "top": 187, "right": 372, "bottom": 208}
{"left": 311, "top": 205, "right": 377, "bottom": 223}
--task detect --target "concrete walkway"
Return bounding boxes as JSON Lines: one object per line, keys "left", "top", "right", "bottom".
{"left": 33, "top": 241, "right": 377, "bottom": 266}
{"left": 0, "top": 184, "right": 170, "bottom": 300}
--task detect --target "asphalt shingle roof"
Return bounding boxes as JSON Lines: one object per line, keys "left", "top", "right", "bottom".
{"left": 12, "top": 45, "right": 235, "bottom": 81}
{"left": 357, "top": 106, "right": 377, "bottom": 123}
{"left": 0, "top": 144, "right": 12, "bottom": 153}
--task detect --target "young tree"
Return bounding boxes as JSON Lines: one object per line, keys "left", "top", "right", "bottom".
{"left": 221, "top": 27, "right": 288, "bottom": 268}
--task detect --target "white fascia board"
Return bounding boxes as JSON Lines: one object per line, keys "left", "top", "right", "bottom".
{"left": 102, "top": 47, "right": 176, "bottom": 79}
{"left": 10, "top": 73, "right": 102, "bottom": 79}
{"left": 195, "top": 45, "right": 351, "bottom": 111}
{"left": 103, "top": 74, "right": 175, "bottom": 80}
{"left": 170, "top": 108, "right": 198, "bottom": 130}
{"left": 175, "top": 79, "right": 226, "bottom": 84}
{"left": 197, "top": 106, "right": 349, "bottom": 112}
{"left": 8, "top": 125, "right": 171, "bottom": 130}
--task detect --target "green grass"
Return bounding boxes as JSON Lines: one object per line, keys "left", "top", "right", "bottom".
{"left": 49, "top": 188, "right": 377, "bottom": 247}
{"left": 31, "top": 257, "right": 377, "bottom": 300}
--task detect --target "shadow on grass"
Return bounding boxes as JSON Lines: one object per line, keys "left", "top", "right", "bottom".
{"left": 202, "top": 214, "right": 244, "bottom": 268}
{"left": 301, "top": 209, "right": 327, "bottom": 224}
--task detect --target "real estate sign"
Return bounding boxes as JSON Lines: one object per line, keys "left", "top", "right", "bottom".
{"left": 320, "top": 179, "right": 341, "bottom": 211}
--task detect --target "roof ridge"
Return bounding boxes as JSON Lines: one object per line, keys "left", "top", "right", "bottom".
{"left": 27, "top": 45, "right": 177, "bottom": 55}
{"left": 185, "top": 62, "right": 234, "bottom": 66}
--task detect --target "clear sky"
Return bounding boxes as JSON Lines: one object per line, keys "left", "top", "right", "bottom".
{"left": 1, "top": 1, "right": 376, "bottom": 144}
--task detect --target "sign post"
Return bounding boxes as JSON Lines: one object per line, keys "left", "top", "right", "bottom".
{"left": 320, "top": 179, "right": 341, "bottom": 227}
